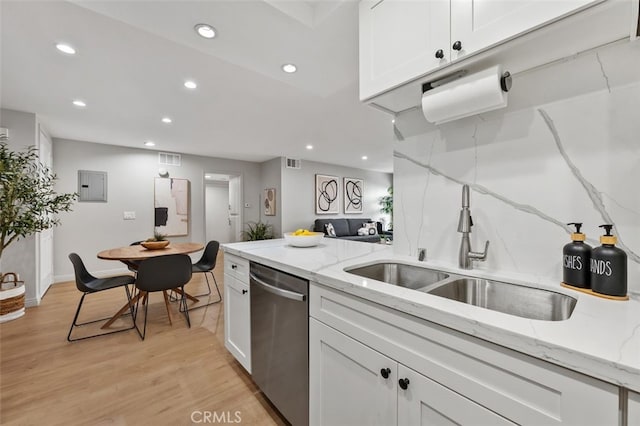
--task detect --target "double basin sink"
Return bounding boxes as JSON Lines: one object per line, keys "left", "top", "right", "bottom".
{"left": 345, "top": 262, "right": 576, "bottom": 321}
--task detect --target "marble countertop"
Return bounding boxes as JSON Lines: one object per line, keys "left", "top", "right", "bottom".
{"left": 223, "top": 238, "right": 640, "bottom": 392}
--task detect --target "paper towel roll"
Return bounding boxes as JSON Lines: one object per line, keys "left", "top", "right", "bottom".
{"left": 422, "top": 65, "right": 508, "bottom": 124}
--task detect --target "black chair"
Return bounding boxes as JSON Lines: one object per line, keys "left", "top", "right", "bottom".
{"left": 185, "top": 240, "right": 222, "bottom": 311}
{"left": 120, "top": 240, "right": 143, "bottom": 273}
{"left": 67, "top": 253, "right": 136, "bottom": 342}
{"left": 133, "top": 254, "right": 193, "bottom": 340}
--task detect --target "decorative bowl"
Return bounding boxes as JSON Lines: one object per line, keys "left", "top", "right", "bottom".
{"left": 283, "top": 232, "right": 324, "bottom": 248}
{"left": 141, "top": 240, "right": 170, "bottom": 250}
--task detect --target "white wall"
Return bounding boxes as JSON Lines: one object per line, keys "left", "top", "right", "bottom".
{"left": 259, "top": 157, "right": 282, "bottom": 237}
{"left": 281, "top": 159, "right": 392, "bottom": 233}
{"left": 0, "top": 108, "right": 38, "bottom": 304}
{"left": 52, "top": 138, "right": 262, "bottom": 281}
{"left": 393, "top": 40, "right": 640, "bottom": 294}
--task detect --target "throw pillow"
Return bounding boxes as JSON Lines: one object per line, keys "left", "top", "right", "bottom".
{"left": 357, "top": 227, "right": 368, "bottom": 236}
{"left": 363, "top": 222, "right": 378, "bottom": 236}
{"left": 325, "top": 223, "right": 336, "bottom": 237}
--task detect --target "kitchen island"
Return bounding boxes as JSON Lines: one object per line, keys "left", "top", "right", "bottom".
{"left": 223, "top": 237, "right": 640, "bottom": 424}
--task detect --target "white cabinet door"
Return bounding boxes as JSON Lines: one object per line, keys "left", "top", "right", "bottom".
{"left": 630, "top": 391, "right": 640, "bottom": 426}
{"left": 450, "top": 0, "right": 601, "bottom": 61}
{"left": 310, "top": 318, "right": 397, "bottom": 426}
{"left": 397, "top": 363, "right": 515, "bottom": 426}
{"left": 223, "top": 273, "right": 251, "bottom": 373}
{"left": 359, "top": 0, "right": 450, "bottom": 100}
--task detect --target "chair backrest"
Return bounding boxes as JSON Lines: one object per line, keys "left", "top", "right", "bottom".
{"left": 135, "top": 254, "right": 192, "bottom": 292}
{"left": 194, "top": 240, "right": 220, "bottom": 271}
{"left": 68, "top": 253, "right": 98, "bottom": 292}
{"left": 130, "top": 241, "right": 143, "bottom": 246}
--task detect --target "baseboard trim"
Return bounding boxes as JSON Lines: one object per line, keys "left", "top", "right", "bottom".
{"left": 25, "top": 297, "right": 40, "bottom": 307}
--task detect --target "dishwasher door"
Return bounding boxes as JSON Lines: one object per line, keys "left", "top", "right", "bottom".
{"left": 250, "top": 262, "right": 309, "bottom": 426}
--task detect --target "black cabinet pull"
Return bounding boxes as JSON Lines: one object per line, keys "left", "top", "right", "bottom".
{"left": 398, "top": 378, "right": 410, "bottom": 390}
{"left": 380, "top": 368, "right": 391, "bottom": 379}
{"left": 231, "top": 264, "right": 237, "bottom": 269}
{"left": 452, "top": 40, "right": 462, "bottom": 51}
{"left": 242, "top": 289, "right": 248, "bottom": 295}
{"left": 435, "top": 49, "right": 444, "bottom": 59}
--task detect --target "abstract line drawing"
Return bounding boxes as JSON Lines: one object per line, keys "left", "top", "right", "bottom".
{"left": 315, "top": 174, "right": 339, "bottom": 214}
{"left": 344, "top": 177, "right": 363, "bottom": 214}
{"left": 154, "top": 177, "right": 189, "bottom": 236}
{"left": 264, "top": 188, "right": 276, "bottom": 216}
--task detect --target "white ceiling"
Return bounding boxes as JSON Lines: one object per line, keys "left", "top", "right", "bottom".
{"left": 0, "top": 0, "right": 394, "bottom": 172}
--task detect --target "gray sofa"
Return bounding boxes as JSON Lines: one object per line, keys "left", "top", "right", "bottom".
{"left": 313, "top": 218, "right": 381, "bottom": 243}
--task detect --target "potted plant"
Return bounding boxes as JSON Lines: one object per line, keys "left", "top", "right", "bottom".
{"left": 242, "top": 221, "right": 273, "bottom": 241}
{"left": 0, "top": 139, "right": 77, "bottom": 321}
{"left": 141, "top": 232, "right": 169, "bottom": 250}
{"left": 379, "top": 186, "right": 393, "bottom": 230}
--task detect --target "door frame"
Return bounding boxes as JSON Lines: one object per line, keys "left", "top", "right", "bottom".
{"left": 202, "top": 171, "right": 243, "bottom": 244}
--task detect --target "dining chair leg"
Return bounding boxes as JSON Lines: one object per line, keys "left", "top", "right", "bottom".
{"left": 162, "top": 290, "right": 173, "bottom": 325}
{"left": 180, "top": 286, "right": 191, "bottom": 328}
{"left": 133, "top": 291, "right": 150, "bottom": 341}
{"left": 68, "top": 290, "right": 136, "bottom": 342}
{"left": 180, "top": 271, "right": 222, "bottom": 312}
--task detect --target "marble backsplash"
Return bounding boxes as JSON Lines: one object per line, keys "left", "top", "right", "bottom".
{"left": 393, "top": 40, "right": 640, "bottom": 294}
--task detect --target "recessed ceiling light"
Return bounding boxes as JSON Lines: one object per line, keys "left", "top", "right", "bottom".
{"left": 162, "top": 117, "right": 172, "bottom": 124}
{"left": 361, "top": 156, "right": 368, "bottom": 160}
{"left": 72, "top": 100, "right": 86, "bottom": 107}
{"left": 184, "top": 80, "right": 197, "bottom": 89}
{"left": 282, "top": 63, "right": 297, "bottom": 73}
{"left": 306, "top": 145, "right": 313, "bottom": 150}
{"left": 56, "top": 43, "right": 76, "bottom": 55}
{"left": 144, "top": 141, "right": 156, "bottom": 147}
{"left": 194, "top": 23, "right": 216, "bottom": 39}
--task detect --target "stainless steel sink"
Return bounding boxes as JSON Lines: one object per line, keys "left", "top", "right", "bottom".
{"left": 426, "top": 278, "right": 577, "bottom": 321}
{"left": 345, "top": 262, "right": 450, "bottom": 290}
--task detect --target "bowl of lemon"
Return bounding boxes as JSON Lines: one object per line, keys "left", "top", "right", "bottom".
{"left": 284, "top": 229, "right": 325, "bottom": 247}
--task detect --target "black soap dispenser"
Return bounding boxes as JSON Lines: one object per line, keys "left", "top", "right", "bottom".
{"left": 591, "top": 224, "right": 627, "bottom": 297}
{"left": 562, "top": 223, "right": 592, "bottom": 289}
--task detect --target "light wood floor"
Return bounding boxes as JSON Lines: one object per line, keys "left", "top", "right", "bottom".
{"left": 0, "top": 252, "right": 287, "bottom": 426}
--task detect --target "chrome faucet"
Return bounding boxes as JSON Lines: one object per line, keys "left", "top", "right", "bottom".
{"left": 457, "top": 185, "right": 489, "bottom": 269}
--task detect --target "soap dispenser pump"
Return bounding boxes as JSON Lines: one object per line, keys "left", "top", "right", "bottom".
{"left": 591, "top": 224, "right": 627, "bottom": 297}
{"left": 562, "top": 222, "right": 591, "bottom": 289}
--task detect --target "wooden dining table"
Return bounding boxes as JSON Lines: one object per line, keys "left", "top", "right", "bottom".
{"left": 97, "top": 242, "right": 204, "bottom": 329}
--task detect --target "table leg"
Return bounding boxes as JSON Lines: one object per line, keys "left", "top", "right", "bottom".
{"left": 101, "top": 291, "right": 145, "bottom": 329}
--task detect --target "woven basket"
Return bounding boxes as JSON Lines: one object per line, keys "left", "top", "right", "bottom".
{"left": 0, "top": 272, "right": 25, "bottom": 323}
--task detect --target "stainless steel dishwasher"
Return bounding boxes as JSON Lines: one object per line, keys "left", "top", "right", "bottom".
{"left": 249, "top": 262, "right": 309, "bottom": 426}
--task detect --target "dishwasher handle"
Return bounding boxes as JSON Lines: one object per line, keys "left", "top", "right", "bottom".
{"left": 250, "top": 273, "right": 306, "bottom": 302}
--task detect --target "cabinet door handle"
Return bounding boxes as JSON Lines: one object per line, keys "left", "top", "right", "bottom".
{"left": 242, "top": 289, "right": 248, "bottom": 295}
{"left": 435, "top": 49, "right": 444, "bottom": 59}
{"left": 452, "top": 40, "right": 462, "bottom": 51}
{"left": 380, "top": 368, "right": 391, "bottom": 379}
{"left": 231, "top": 264, "right": 237, "bottom": 269}
{"left": 398, "top": 378, "right": 410, "bottom": 390}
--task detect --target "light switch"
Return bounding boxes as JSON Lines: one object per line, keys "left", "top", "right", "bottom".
{"left": 123, "top": 211, "right": 136, "bottom": 220}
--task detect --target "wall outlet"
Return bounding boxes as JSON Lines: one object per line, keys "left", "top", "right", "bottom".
{"left": 123, "top": 211, "right": 136, "bottom": 220}
{"left": 244, "top": 203, "right": 250, "bottom": 208}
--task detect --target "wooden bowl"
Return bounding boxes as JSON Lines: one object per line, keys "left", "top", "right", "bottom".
{"left": 141, "top": 240, "right": 170, "bottom": 250}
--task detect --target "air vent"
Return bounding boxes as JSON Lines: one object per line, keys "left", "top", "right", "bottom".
{"left": 158, "top": 152, "right": 181, "bottom": 166}
{"left": 286, "top": 158, "right": 301, "bottom": 169}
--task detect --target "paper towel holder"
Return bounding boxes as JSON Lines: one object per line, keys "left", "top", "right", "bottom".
{"left": 422, "top": 70, "right": 512, "bottom": 94}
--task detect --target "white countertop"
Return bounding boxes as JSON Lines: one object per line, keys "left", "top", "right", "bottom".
{"left": 223, "top": 238, "right": 640, "bottom": 392}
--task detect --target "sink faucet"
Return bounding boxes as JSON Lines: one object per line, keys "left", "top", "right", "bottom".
{"left": 457, "top": 185, "right": 489, "bottom": 269}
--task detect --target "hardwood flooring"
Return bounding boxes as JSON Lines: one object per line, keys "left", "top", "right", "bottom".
{"left": 0, "top": 252, "right": 287, "bottom": 425}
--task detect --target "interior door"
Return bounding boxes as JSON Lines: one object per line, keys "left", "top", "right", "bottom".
{"left": 228, "top": 175, "right": 242, "bottom": 242}
{"left": 205, "top": 183, "right": 233, "bottom": 243}
{"left": 38, "top": 126, "right": 53, "bottom": 300}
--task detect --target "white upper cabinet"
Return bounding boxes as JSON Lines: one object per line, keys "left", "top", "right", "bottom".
{"left": 359, "top": 0, "right": 450, "bottom": 100}
{"left": 359, "top": 0, "right": 609, "bottom": 102}
{"left": 450, "top": 0, "right": 602, "bottom": 61}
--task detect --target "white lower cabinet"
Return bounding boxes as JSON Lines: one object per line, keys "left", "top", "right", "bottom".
{"left": 223, "top": 254, "right": 251, "bottom": 373}
{"left": 310, "top": 283, "right": 619, "bottom": 425}
{"left": 397, "top": 363, "right": 513, "bottom": 426}
{"left": 310, "top": 318, "right": 397, "bottom": 426}
{"left": 629, "top": 391, "right": 640, "bottom": 426}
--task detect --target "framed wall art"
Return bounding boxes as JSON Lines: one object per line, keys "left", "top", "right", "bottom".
{"left": 315, "top": 174, "right": 339, "bottom": 214}
{"left": 264, "top": 188, "right": 276, "bottom": 216}
{"left": 343, "top": 177, "right": 363, "bottom": 214}
{"left": 154, "top": 177, "right": 189, "bottom": 236}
